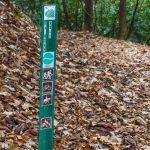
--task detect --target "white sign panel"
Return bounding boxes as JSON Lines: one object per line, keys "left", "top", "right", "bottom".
{"left": 44, "top": 6, "right": 56, "bottom": 20}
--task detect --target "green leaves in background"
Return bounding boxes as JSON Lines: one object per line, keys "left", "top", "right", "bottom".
{"left": 10, "top": 0, "right": 150, "bottom": 45}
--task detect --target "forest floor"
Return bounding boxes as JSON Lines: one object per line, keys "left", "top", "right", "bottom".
{"left": 0, "top": 1, "right": 150, "bottom": 150}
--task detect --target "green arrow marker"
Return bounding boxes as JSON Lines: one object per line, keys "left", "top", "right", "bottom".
{"left": 45, "top": 9, "right": 55, "bottom": 18}
{"left": 39, "top": 5, "right": 58, "bottom": 150}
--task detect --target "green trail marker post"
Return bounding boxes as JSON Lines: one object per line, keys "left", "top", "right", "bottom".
{"left": 39, "top": 5, "right": 58, "bottom": 150}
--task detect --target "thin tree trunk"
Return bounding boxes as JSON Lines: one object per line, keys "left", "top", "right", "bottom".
{"left": 75, "top": 0, "right": 79, "bottom": 31}
{"left": 118, "top": 0, "right": 127, "bottom": 39}
{"left": 62, "top": 0, "right": 71, "bottom": 30}
{"left": 111, "top": 17, "right": 116, "bottom": 37}
{"left": 93, "top": 0, "right": 97, "bottom": 33}
{"left": 126, "top": 0, "right": 139, "bottom": 39}
{"left": 84, "top": 0, "right": 93, "bottom": 31}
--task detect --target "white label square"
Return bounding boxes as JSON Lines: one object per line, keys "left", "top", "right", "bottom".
{"left": 44, "top": 6, "right": 56, "bottom": 20}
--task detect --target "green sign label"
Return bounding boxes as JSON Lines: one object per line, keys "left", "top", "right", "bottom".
{"left": 45, "top": 9, "right": 54, "bottom": 18}
{"left": 39, "top": 5, "right": 58, "bottom": 150}
{"left": 44, "top": 6, "right": 56, "bottom": 20}
{"left": 43, "top": 52, "right": 54, "bottom": 68}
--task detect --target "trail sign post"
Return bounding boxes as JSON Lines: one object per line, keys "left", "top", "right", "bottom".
{"left": 39, "top": 5, "right": 58, "bottom": 150}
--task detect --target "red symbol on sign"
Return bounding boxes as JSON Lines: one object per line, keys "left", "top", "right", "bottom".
{"left": 41, "top": 118, "right": 51, "bottom": 129}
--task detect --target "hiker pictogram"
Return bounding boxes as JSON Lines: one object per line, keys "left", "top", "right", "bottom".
{"left": 43, "top": 68, "right": 53, "bottom": 80}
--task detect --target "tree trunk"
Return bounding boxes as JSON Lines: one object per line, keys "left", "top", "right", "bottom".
{"left": 84, "top": 0, "right": 93, "bottom": 31}
{"left": 62, "top": 0, "right": 71, "bottom": 30}
{"left": 111, "top": 17, "right": 117, "bottom": 37}
{"left": 93, "top": 0, "right": 97, "bottom": 33}
{"left": 118, "top": 0, "right": 127, "bottom": 39}
{"left": 75, "top": 0, "right": 79, "bottom": 30}
{"left": 126, "top": 0, "right": 139, "bottom": 39}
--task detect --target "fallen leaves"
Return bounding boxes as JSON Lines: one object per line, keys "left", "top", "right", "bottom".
{"left": 55, "top": 31, "right": 150, "bottom": 149}
{"left": 1, "top": 1, "right": 150, "bottom": 150}
{"left": 0, "top": 1, "right": 39, "bottom": 149}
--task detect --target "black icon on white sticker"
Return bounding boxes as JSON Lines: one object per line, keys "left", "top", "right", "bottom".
{"left": 43, "top": 68, "right": 53, "bottom": 81}
{"left": 42, "top": 94, "right": 52, "bottom": 106}
{"left": 43, "top": 82, "right": 53, "bottom": 93}
{"left": 41, "top": 117, "right": 52, "bottom": 129}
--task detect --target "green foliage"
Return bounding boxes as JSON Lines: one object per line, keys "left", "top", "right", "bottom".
{"left": 10, "top": 0, "right": 150, "bottom": 45}
{"left": 10, "top": 0, "right": 41, "bottom": 25}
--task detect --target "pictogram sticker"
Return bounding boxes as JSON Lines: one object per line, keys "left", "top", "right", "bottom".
{"left": 41, "top": 117, "right": 52, "bottom": 129}
{"left": 43, "top": 68, "right": 53, "bottom": 81}
{"left": 43, "top": 82, "right": 53, "bottom": 93}
{"left": 42, "top": 94, "right": 52, "bottom": 106}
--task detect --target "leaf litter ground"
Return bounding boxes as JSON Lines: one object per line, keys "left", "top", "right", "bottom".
{"left": 0, "top": 1, "right": 150, "bottom": 150}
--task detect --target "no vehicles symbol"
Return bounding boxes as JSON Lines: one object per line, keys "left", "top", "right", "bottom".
{"left": 41, "top": 117, "right": 52, "bottom": 129}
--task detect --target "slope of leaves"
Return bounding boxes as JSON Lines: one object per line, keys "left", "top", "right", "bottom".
{"left": 0, "top": 1, "right": 150, "bottom": 150}
{"left": 0, "top": 1, "right": 40, "bottom": 149}
{"left": 56, "top": 32, "right": 150, "bottom": 150}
